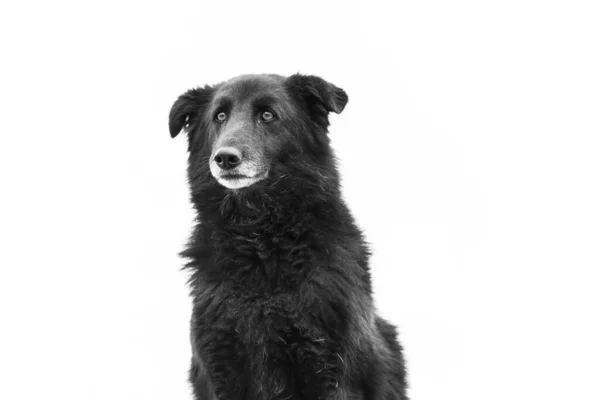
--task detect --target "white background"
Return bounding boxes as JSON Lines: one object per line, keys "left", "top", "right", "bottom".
{"left": 1, "top": 1, "right": 599, "bottom": 399}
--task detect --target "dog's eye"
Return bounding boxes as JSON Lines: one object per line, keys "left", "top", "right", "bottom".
{"left": 215, "top": 112, "right": 227, "bottom": 122}
{"left": 260, "top": 111, "right": 275, "bottom": 122}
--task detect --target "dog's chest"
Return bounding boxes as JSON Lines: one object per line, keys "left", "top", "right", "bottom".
{"left": 222, "top": 289, "right": 304, "bottom": 340}
{"left": 194, "top": 281, "right": 323, "bottom": 352}
{"left": 192, "top": 286, "right": 338, "bottom": 398}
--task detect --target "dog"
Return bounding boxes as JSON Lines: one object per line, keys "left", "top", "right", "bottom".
{"left": 169, "top": 74, "right": 409, "bottom": 399}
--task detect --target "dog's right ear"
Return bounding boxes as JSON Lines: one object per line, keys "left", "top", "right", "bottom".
{"left": 169, "top": 85, "right": 214, "bottom": 138}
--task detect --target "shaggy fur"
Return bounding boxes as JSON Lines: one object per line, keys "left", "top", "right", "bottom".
{"left": 169, "top": 74, "right": 409, "bottom": 400}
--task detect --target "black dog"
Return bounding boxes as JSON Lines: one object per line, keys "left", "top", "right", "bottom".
{"left": 169, "top": 74, "right": 409, "bottom": 399}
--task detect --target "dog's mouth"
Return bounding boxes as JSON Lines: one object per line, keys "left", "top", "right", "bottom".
{"left": 214, "top": 170, "right": 269, "bottom": 189}
{"left": 208, "top": 156, "right": 269, "bottom": 190}
{"left": 220, "top": 173, "right": 248, "bottom": 180}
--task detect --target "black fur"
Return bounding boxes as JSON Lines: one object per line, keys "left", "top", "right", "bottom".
{"left": 170, "top": 74, "right": 409, "bottom": 399}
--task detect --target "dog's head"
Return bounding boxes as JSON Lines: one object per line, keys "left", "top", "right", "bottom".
{"left": 169, "top": 74, "right": 347, "bottom": 190}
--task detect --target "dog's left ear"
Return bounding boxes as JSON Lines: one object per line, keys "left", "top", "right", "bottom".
{"left": 286, "top": 74, "right": 348, "bottom": 117}
{"left": 169, "top": 85, "right": 214, "bottom": 138}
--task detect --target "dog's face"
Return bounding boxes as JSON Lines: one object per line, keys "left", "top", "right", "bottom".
{"left": 169, "top": 74, "right": 348, "bottom": 190}
{"left": 206, "top": 75, "right": 294, "bottom": 189}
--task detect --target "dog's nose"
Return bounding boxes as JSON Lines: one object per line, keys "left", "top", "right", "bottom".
{"left": 214, "top": 147, "right": 242, "bottom": 170}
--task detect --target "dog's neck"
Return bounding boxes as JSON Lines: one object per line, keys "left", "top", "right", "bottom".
{"left": 181, "top": 160, "right": 363, "bottom": 290}
{"left": 196, "top": 174, "right": 342, "bottom": 235}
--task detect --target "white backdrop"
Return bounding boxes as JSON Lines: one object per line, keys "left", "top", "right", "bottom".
{"left": 1, "top": 1, "right": 599, "bottom": 399}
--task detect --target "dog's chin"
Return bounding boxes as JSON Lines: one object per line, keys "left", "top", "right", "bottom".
{"left": 214, "top": 172, "right": 268, "bottom": 190}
